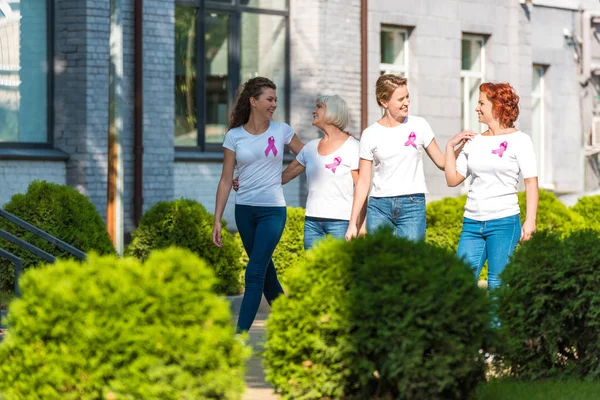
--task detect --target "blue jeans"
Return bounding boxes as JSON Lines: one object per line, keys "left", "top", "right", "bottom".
{"left": 235, "top": 205, "right": 286, "bottom": 333}
{"left": 457, "top": 214, "right": 521, "bottom": 290}
{"left": 366, "top": 194, "right": 426, "bottom": 241}
{"left": 304, "top": 217, "right": 349, "bottom": 250}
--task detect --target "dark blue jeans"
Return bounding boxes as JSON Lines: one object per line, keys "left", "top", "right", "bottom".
{"left": 303, "top": 216, "right": 349, "bottom": 250}
{"left": 457, "top": 214, "right": 521, "bottom": 290}
{"left": 366, "top": 194, "right": 427, "bottom": 241}
{"left": 235, "top": 205, "right": 286, "bottom": 333}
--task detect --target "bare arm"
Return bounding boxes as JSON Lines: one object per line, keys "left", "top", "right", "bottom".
{"left": 425, "top": 139, "right": 445, "bottom": 170}
{"left": 346, "top": 159, "right": 372, "bottom": 240}
{"left": 351, "top": 169, "right": 367, "bottom": 235}
{"left": 521, "top": 177, "right": 539, "bottom": 241}
{"left": 444, "top": 131, "right": 474, "bottom": 187}
{"left": 287, "top": 134, "right": 305, "bottom": 155}
{"left": 212, "top": 149, "right": 236, "bottom": 247}
{"left": 282, "top": 160, "right": 306, "bottom": 185}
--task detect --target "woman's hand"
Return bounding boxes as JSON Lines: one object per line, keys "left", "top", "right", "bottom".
{"left": 521, "top": 218, "right": 536, "bottom": 242}
{"left": 212, "top": 221, "right": 223, "bottom": 247}
{"left": 232, "top": 177, "right": 239, "bottom": 192}
{"left": 345, "top": 224, "right": 358, "bottom": 241}
{"left": 447, "top": 130, "right": 476, "bottom": 148}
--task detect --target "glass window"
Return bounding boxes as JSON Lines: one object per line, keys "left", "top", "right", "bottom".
{"left": 460, "top": 35, "right": 485, "bottom": 133}
{"left": 380, "top": 26, "right": 408, "bottom": 76}
{"left": 0, "top": 0, "right": 49, "bottom": 144}
{"left": 175, "top": 1, "right": 289, "bottom": 150}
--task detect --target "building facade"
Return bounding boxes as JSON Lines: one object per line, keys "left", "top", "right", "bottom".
{"left": 1, "top": 0, "right": 599, "bottom": 252}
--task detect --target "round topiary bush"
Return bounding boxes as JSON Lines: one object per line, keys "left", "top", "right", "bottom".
{"left": 125, "top": 199, "right": 243, "bottom": 295}
{"left": 495, "top": 230, "right": 600, "bottom": 380}
{"left": 571, "top": 195, "right": 600, "bottom": 231}
{"left": 426, "top": 195, "right": 467, "bottom": 253}
{"left": 518, "top": 189, "right": 585, "bottom": 233}
{"left": 264, "top": 230, "right": 491, "bottom": 400}
{"left": 0, "top": 181, "right": 115, "bottom": 297}
{"left": 0, "top": 248, "right": 250, "bottom": 399}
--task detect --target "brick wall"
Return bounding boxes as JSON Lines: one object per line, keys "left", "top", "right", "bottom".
{"left": 0, "top": 162, "right": 66, "bottom": 206}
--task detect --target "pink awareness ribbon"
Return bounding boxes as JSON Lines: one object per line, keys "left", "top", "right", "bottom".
{"left": 264, "top": 136, "right": 278, "bottom": 157}
{"left": 491, "top": 141, "right": 508, "bottom": 157}
{"left": 325, "top": 156, "right": 342, "bottom": 173}
{"left": 404, "top": 132, "right": 417, "bottom": 148}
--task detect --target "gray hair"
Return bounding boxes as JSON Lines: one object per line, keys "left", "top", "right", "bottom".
{"left": 316, "top": 94, "right": 349, "bottom": 131}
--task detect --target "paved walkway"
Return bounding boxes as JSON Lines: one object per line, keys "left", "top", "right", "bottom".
{"left": 241, "top": 311, "right": 277, "bottom": 400}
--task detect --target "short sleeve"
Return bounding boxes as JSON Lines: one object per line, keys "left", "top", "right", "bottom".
{"left": 296, "top": 145, "right": 307, "bottom": 167}
{"left": 358, "top": 129, "right": 374, "bottom": 161}
{"left": 349, "top": 139, "right": 360, "bottom": 170}
{"left": 516, "top": 133, "right": 538, "bottom": 179}
{"left": 421, "top": 118, "right": 435, "bottom": 148}
{"left": 456, "top": 150, "right": 469, "bottom": 178}
{"left": 281, "top": 123, "right": 295, "bottom": 145}
{"left": 223, "top": 129, "right": 236, "bottom": 152}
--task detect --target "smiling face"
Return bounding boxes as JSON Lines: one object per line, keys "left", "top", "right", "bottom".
{"left": 251, "top": 88, "right": 278, "bottom": 120}
{"left": 381, "top": 85, "right": 410, "bottom": 120}
{"left": 312, "top": 101, "right": 327, "bottom": 128}
{"left": 475, "top": 91, "right": 494, "bottom": 125}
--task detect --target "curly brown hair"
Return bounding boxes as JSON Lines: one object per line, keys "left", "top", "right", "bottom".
{"left": 227, "top": 77, "right": 277, "bottom": 131}
{"left": 479, "top": 82, "right": 520, "bottom": 128}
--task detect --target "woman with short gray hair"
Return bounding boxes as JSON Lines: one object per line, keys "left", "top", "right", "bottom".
{"left": 282, "top": 94, "right": 365, "bottom": 249}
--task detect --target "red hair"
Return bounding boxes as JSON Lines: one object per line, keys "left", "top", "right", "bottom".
{"left": 479, "top": 82, "right": 520, "bottom": 128}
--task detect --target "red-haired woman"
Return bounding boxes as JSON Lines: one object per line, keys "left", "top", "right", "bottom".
{"left": 445, "top": 82, "right": 539, "bottom": 290}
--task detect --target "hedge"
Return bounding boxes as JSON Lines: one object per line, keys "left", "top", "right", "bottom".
{"left": 570, "top": 195, "right": 600, "bottom": 231}
{"left": 125, "top": 199, "right": 243, "bottom": 295}
{"left": 495, "top": 230, "right": 600, "bottom": 380}
{"left": 0, "top": 248, "right": 249, "bottom": 399}
{"left": 0, "top": 181, "right": 114, "bottom": 297}
{"left": 264, "top": 230, "right": 490, "bottom": 399}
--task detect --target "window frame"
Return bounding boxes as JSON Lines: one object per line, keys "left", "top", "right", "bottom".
{"left": 175, "top": 0, "right": 291, "bottom": 153}
{"left": 379, "top": 25, "right": 409, "bottom": 77}
{"left": 460, "top": 34, "right": 486, "bottom": 133}
{"left": 0, "top": 0, "right": 54, "bottom": 149}
{"left": 532, "top": 64, "right": 552, "bottom": 189}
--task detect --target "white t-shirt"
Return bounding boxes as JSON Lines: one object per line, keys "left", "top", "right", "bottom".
{"left": 223, "top": 121, "right": 295, "bottom": 206}
{"left": 456, "top": 131, "right": 538, "bottom": 221}
{"left": 359, "top": 116, "right": 435, "bottom": 197}
{"left": 296, "top": 136, "right": 360, "bottom": 220}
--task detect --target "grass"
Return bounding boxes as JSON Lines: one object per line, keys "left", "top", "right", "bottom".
{"left": 477, "top": 380, "right": 600, "bottom": 399}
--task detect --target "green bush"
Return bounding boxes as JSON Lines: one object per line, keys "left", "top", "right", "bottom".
{"left": 264, "top": 230, "right": 491, "bottom": 400}
{"left": 570, "top": 195, "right": 600, "bottom": 231}
{"left": 0, "top": 248, "right": 249, "bottom": 399}
{"left": 495, "top": 230, "right": 600, "bottom": 380}
{"left": 517, "top": 189, "right": 586, "bottom": 233}
{"left": 235, "top": 206, "right": 305, "bottom": 287}
{"left": 426, "top": 195, "right": 467, "bottom": 253}
{"left": 125, "top": 199, "right": 243, "bottom": 295}
{"left": 0, "top": 181, "right": 114, "bottom": 296}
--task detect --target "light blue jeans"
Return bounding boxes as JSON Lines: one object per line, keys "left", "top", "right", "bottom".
{"left": 366, "top": 194, "right": 426, "bottom": 241}
{"left": 303, "top": 217, "right": 349, "bottom": 250}
{"left": 457, "top": 214, "right": 521, "bottom": 290}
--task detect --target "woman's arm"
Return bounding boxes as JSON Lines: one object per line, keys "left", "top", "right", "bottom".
{"left": 351, "top": 169, "right": 367, "bottom": 235}
{"left": 282, "top": 160, "right": 306, "bottom": 185}
{"left": 445, "top": 131, "right": 474, "bottom": 187}
{"left": 287, "top": 134, "right": 305, "bottom": 155}
{"left": 521, "top": 177, "right": 539, "bottom": 241}
{"left": 212, "top": 149, "right": 236, "bottom": 247}
{"left": 345, "top": 159, "right": 372, "bottom": 240}
{"left": 424, "top": 139, "right": 445, "bottom": 170}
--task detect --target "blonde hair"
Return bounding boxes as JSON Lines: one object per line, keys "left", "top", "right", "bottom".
{"left": 375, "top": 74, "right": 408, "bottom": 107}
{"left": 316, "top": 94, "right": 349, "bottom": 131}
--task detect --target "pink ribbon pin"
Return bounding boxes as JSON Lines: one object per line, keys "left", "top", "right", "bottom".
{"left": 405, "top": 132, "right": 417, "bottom": 148}
{"left": 264, "top": 136, "right": 278, "bottom": 157}
{"left": 491, "top": 141, "right": 508, "bottom": 157}
{"left": 325, "top": 157, "right": 342, "bottom": 173}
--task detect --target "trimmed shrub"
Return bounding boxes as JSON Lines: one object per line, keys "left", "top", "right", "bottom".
{"left": 125, "top": 199, "right": 243, "bottom": 295}
{"left": 0, "top": 181, "right": 114, "bottom": 295}
{"left": 426, "top": 195, "right": 467, "bottom": 253}
{"left": 235, "top": 206, "right": 305, "bottom": 286}
{"left": 517, "top": 189, "right": 586, "bottom": 233}
{"left": 571, "top": 195, "right": 600, "bottom": 231}
{"left": 264, "top": 230, "right": 491, "bottom": 400}
{"left": 495, "top": 230, "right": 600, "bottom": 380}
{"left": 0, "top": 248, "right": 249, "bottom": 399}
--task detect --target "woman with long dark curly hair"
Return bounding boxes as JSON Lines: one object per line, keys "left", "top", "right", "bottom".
{"left": 445, "top": 82, "right": 539, "bottom": 290}
{"left": 212, "top": 77, "right": 304, "bottom": 333}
